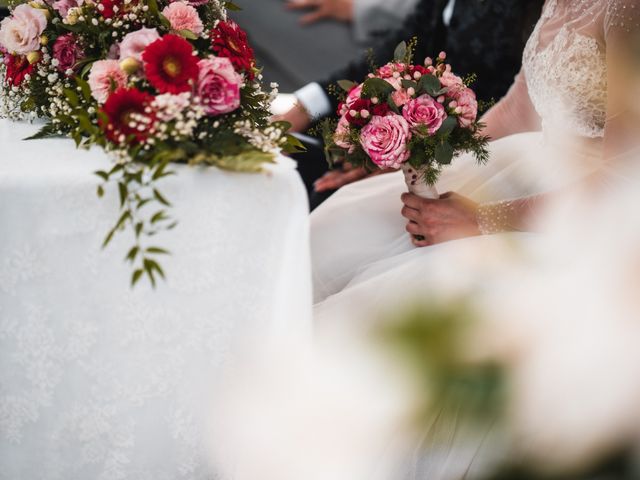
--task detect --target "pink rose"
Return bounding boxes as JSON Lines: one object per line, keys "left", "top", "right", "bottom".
{"left": 52, "top": 33, "right": 83, "bottom": 74}
{"left": 402, "top": 94, "right": 447, "bottom": 134}
{"left": 345, "top": 83, "right": 363, "bottom": 108}
{"left": 334, "top": 115, "right": 355, "bottom": 153}
{"left": 451, "top": 87, "right": 478, "bottom": 128}
{"left": 0, "top": 4, "right": 47, "bottom": 55}
{"left": 359, "top": 114, "right": 412, "bottom": 169}
{"left": 162, "top": 2, "right": 203, "bottom": 35}
{"left": 170, "top": 0, "right": 208, "bottom": 6}
{"left": 440, "top": 71, "right": 464, "bottom": 94}
{"left": 196, "top": 57, "right": 242, "bottom": 115}
{"left": 88, "top": 59, "right": 128, "bottom": 103}
{"left": 119, "top": 28, "right": 160, "bottom": 62}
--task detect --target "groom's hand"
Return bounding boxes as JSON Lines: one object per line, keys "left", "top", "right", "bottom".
{"left": 314, "top": 164, "right": 393, "bottom": 192}
{"left": 401, "top": 192, "right": 481, "bottom": 247}
{"left": 286, "top": 0, "right": 354, "bottom": 25}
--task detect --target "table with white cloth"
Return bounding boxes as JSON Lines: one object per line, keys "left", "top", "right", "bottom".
{"left": 0, "top": 119, "right": 312, "bottom": 479}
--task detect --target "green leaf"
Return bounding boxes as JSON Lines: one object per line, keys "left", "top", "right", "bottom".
{"left": 76, "top": 76, "right": 93, "bottom": 101}
{"left": 97, "top": 185, "right": 104, "bottom": 197}
{"left": 418, "top": 75, "right": 441, "bottom": 96}
{"left": 23, "top": 123, "right": 60, "bottom": 140}
{"left": 153, "top": 189, "right": 171, "bottom": 207}
{"left": 64, "top": 88, "right": 79, "bottom": 108}
{"left": 118, "top": 182, "right": 128, "bottom": 207}
{"left": 135, "top": 222, "right": 144, "bottom": 238}
{"left": 337, "top": 79, "right": 357, "bottom": 92}
{"left": 393, "top": 41, "right": 407, "bottom": 62}
{"left": 178, "top": 29, "right": 197, "bottom": 40}
{"left": 131, "top": 269, "right": 144, "bottom": 287}
{"left": 438, "top": 116, "right": 457, "bottom": 136}
{"left": 362, "top": 77, "right": 395, "bottom": 99}
{"left": 125, "top": 246, "right": 139, "bottom": 263}
{"left": 150, "top": 210, "right": 168, "bottom": 224}
{"left": 387, "top": 93, "right": 400, "bottom": 114}
{"left": 146, "top": 247, "right": 170, "bottom": 255}
{"left": 225, "top": 1, "right": 242, "bottom": 11}
{"left": 401, "top": 79, "right": 418, "bottom": 90}
{"left": 435, "top": 141, "right": 454, "bottom": 165}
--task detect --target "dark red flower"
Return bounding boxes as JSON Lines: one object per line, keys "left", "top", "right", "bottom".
{"left": 98, "top": 0, "right": 123, "bottom": 18}
{"left": 210, "top": 20, "right": 256, "bottom": 79}
{"left": 371, "top": 102, "right": 390, "bottom": 117}
{"left": 142, "top": 34, "right": 199, "bottom": 94}
{"left": 4, "top": 54, "right": 35, "bottom": 87}
{"left": 100, "top": 87, "right": 155, "bottom": 144}
{"left": 409, "top": 65, "right": 430, "bottom": 77}
{"left": 345, "top": 98, "right": 372, "bottom": 126}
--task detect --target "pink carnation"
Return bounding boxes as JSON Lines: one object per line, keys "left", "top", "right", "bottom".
{"left": 196, "top": 56, "right": 242, "bottom": 115}
{"left": 162, "top": 2, "right": 203, "bottom": 35}
{"left": 170, "top": 0, "right": 208, "bottom": 6}
{"left": 391, "top": 88, "right": 412, "bottom": 107}
{"left": 52, "top": 0, "right": 83, "bottom": 17}
{"left": 334, "top": 116, "right": 355, "bottom": 153}
{"left": 359, "top": 114, "right": 412, "bottom": 169}
{"left": 88, "top": 59, "right": 128, "bottom": 103}
{"left": 451, "top": 87, "right": 478, "bottom": 128}
{"left": 119, "top": 27, "right": 160, "bottom": 62}
{"left": 0, "top": 4, "right": 47, "bottom": 55}
{"left": 440, "top": 71, "right": 464, "bottom": 94}
{"left": 52, "top": 33, "right": 83, "bottom": 74}
{"left": 402, "top": 94, "right": 447, "bottom": 135}
{"left": 376, "top": 62, "right": 406, "bottom": 79}
{"left": 345, "top": 83, "right": 363, "bottom": 108}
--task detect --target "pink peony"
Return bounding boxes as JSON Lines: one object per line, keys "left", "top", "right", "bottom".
{"left": 334, "top": 115, "right": 355, "bottom": 153}
{"left": 162, "top": 2, "right": 203, "bottom": 35}
{"left": 359, "top": 114, "right": 412, "bottom": 169}
{"left": 451, "top": 87, "right": 478, "bottom": 128}
{"left": 402, "top": 94, "right": 447, "bottom": 134}
{"left": 118, "top": 27, "right": 160, "bottom": 62}
{"left": 0, "top": 4, "right": 47, "bottom": 55}
{"left": 88, "top": 59, "right": 128, "bottom": 103}
{"left": 196, "top": 56, "right": 242, "bottom": 115}
{"left": 52, "top": 33, "right": 83, "bottom": 74}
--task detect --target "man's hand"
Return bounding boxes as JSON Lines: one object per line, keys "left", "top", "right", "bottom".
{"left": 314, "top": 164, "right": 393, "bottom": 192}
{"left": 286, "top": 0, "right": 354, "bottom": 25}
{"left": 400, "top": 192, "right": 481, "bottom": 247}
{"left": 271, "top": 102, "right": 312, "bottom": 133}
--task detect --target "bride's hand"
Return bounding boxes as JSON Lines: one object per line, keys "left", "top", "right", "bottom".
{"left": 401, "top": 192, "right": 481, "bottom": 247}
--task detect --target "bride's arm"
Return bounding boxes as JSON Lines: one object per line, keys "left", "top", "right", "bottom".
{"left": 478, "top": 71, "right": 542, "bottom": 142}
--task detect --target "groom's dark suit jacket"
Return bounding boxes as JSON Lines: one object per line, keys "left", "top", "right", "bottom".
{"left": 298, "top": 0, "right": 544, "bottom": 209}
{"left": 319, "top": 0, "right": 544, "bottom": 111}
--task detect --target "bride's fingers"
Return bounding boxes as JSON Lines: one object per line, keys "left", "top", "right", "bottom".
{"left": 405, "top": 221, "right": 422, "bottom": 235}
{"left": 412, "top": 236, "right": 431, "bottom": 248}
{"left": 401, "top": 193, "right": 434, "bottom": 209}
{"left": 401, "top": 205, "right": 420, "bottom": 222}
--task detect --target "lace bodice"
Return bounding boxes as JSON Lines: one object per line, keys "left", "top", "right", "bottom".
{"left": 522, "top": 0, "right": 638, "bottom": 139}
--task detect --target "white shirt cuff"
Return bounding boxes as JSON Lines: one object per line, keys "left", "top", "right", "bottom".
{"left": 294, "top": 82, "right": 332, "bottom": 120}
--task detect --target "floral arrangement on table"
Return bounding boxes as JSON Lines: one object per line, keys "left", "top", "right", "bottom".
{"left": 322, "top": 40, "right": 489, "bottom": 202}
{"left": 0, "top": 0, "right": 301, "bottom": 286}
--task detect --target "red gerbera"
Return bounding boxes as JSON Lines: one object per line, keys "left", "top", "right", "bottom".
{"left": 142, "top": 34, "right": 199, "bottom": 94}
{"left": 4, "top": 54, "right": 35, "bottom": 87}
{"left": 100, "top": 87, "right": 155, "bottom": 144}
{"left": 211, "top": 20, "right": 256, "bottom": 80}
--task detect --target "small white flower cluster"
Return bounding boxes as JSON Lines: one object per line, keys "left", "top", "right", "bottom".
{"left": 0, "top": 65, "right": 37, "bottom": 121}
{"left": 234, "top": 119, "right": 287, "bottom": 153}
{"left": 151, "top": 93, "right": 206, "bottom": 142}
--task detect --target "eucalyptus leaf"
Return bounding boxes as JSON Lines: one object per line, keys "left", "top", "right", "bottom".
{"left": 393, "top": 41, "right": 407, "bottom": 62}
{"left": 362, "top": 77, "right": 395, "bottom": 99}
{"left": 418, "top": 75, "right": 441, "bottom": 96}
{"left": 438, "top": 116, "right": 457, "bottom": 136}
{"left": 337, "top": 79, "right": 357, "bottom": 92}
{"left": 435, "top": 141, "right": 454, "bottom": 165}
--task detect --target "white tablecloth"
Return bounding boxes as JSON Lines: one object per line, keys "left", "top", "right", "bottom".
{"left": 0, "top": 119, "right": 312, "bottom": 479}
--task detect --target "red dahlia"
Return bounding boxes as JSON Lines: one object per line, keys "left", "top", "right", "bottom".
{"left": 4, "top": 54, "right": 35, "bottom": 87}
{"left": 211, "top": 20, "right": 256, "bottom": 79}
{"left": 142, "top": 34, "right": 199, "bottom": 94}
{"left": 98, "top": 0, "right": 123, "bottom": 18}
{"left": 100, "top": 88, "right": 155, "bottom": 144}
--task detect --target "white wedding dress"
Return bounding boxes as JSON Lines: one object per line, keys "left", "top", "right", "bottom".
{"left": 312, "top": 0, "right": 637, "bottom": 313}
{"left": 311, "top": 1, "right": 638, "bottom": 476}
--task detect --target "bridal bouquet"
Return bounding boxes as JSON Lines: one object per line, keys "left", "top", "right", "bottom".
{"left": 323, "top": 41, "right": 489, "bottom": 199}
{"left": 0, "top": 0, "right": 301, "bottom": 286}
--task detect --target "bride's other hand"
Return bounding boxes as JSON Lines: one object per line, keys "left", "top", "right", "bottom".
{"left": 314, "top": 164, "right": 394, "bottom": 192}
{"left": 271, "top": 102, "right": 311, "bottom": 133}
{"left": 286, "top": 0, "right": 354, "bottom": 25}
{"left": 401, "top": 192, "right": 481, "bottom": 247}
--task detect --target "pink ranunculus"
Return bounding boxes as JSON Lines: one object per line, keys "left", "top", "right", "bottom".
{"left": 451, "top": 87, "right": 478, "bottom": 128}
{"left": 161, "top": 2, "right": 203, "bottom": 35}
{"left": 196, "top": 56, "right": 242, "bottom": 115}
{"left": 0, "top": 4, "right": 47, "bottom": 55}
{"left": 359, "top": 114, "right": 412, "bottom": 169}
{"left": 334, "top": 115, "right": 355, "bottom": 153}
{"left": 440, "top": 71, "right": 464, "bottom": 93}
{"left": 52, "top": 0, "right": 83, "bottom": 18}
{"left": 88, "top": 59, "right": 128, "bottom": 103}
{"left": 402, "top": 94, "right": 447, "bottom": 135}
{"left": 52, "top": 33, "right": 83, "bottom": 74}
{"left": 118, "top": 27, "right": 160, "bottom": 62}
